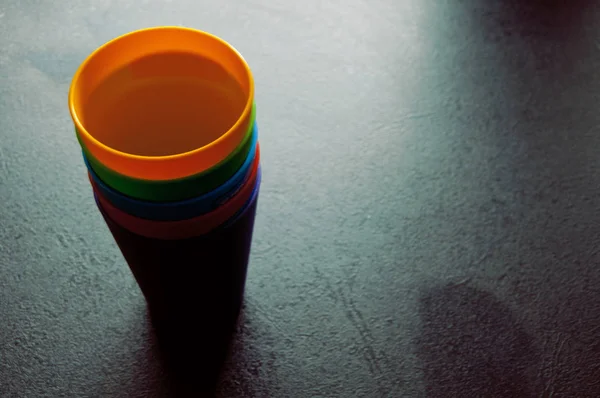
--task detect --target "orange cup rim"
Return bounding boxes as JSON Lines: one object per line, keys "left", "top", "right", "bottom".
{"left": 69, "top": 26, "right": 255, "bottom": 180}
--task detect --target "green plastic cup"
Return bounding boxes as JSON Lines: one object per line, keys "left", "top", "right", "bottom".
{"left": 78, "top": 105, "right": 256, "bottom": 202}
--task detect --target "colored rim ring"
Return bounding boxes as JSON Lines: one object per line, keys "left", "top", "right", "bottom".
{"left": 82, "top": 118, "right": 257, "bottom": 202}
{"left": 69, "top": 26, "right": 255, "bottom": 180}
{"left": 94, "top": 159, "right": 261, "bottom": 240}
{"left": 89, "top": 141, "right": 260, "bottom": 221}
{"left": 220, "top": 172, "right": 261, "bottom": 231}
{"left": 95, "top": 172, "right": 261, "bottom": 241}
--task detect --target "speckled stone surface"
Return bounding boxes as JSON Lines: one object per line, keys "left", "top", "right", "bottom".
{"left": 2, "top": 0, "right": 600, "bottom": 397}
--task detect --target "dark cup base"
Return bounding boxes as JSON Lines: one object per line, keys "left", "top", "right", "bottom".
{"left": 96, "top": 196, "right": 259, "bottom": 390}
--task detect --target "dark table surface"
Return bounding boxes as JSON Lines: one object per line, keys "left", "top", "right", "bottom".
{"left": 2, "top": 0, "right": 600, "bottom": 397}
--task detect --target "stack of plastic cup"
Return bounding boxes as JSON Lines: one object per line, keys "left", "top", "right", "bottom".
{"left": 68, "top": 27, "right": 260, "bottom": 357}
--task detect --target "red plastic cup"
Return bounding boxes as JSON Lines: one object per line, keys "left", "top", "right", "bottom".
{"left": 94, "top": 171, "right": 261, "bottom": 351}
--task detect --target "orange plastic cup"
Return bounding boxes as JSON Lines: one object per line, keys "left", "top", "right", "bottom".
{"left": 69, "top": 26, "right": 254, "bottom": 180}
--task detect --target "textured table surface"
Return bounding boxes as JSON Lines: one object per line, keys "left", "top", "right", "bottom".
{"left": 2, "top": 0, "right": 600, "bottom": 397}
